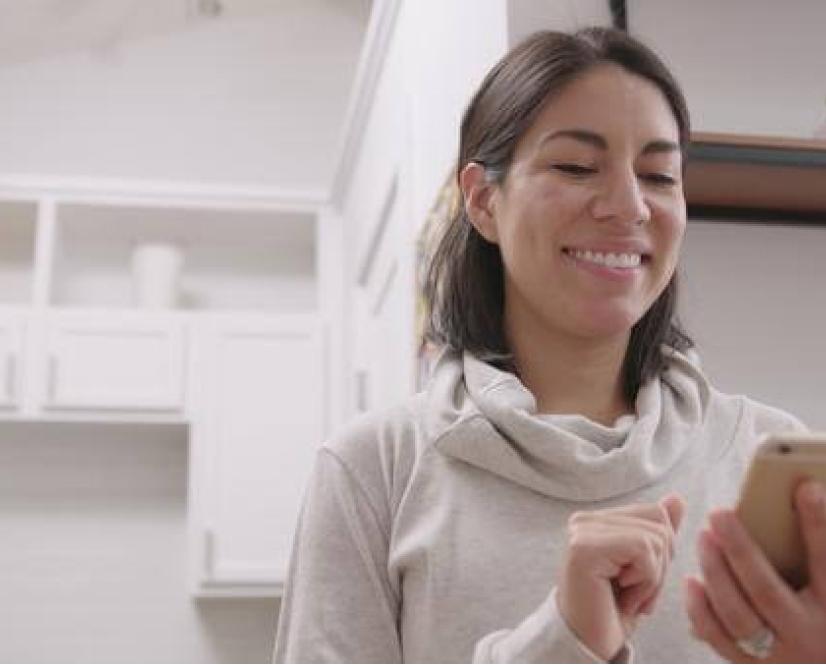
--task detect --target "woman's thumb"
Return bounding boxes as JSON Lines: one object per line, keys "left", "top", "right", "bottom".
{"left": 660, "top": 493, "right": 686, "bottom": 533}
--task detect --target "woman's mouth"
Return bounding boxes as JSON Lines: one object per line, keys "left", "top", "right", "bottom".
{"left": 562, "top": 247, "right": 650, "bottom": 269}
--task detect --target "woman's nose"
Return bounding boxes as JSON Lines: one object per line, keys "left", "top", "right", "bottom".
{"left": 590, "top": 172, "right": 651, "bottom": 226}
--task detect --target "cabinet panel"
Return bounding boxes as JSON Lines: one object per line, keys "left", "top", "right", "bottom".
{"left": 194, "top": 315, "right": 324, "bottom": 594}
{"left": 352, "top": 168, "right": 416, "bottom": 414}
{"left": 44, "top": 313, "right": 185, "bottom": 411}
{"left": 0, "top": 314, "right": 23, "bottom": 409}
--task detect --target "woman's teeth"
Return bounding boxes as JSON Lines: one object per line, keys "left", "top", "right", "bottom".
{"left": 566, "top": 248, "right": 642, "bottom": 268}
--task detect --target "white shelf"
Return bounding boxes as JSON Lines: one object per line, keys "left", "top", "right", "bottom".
{"left": 51, "top": 203, "right": 316, "bottom": 311}
{"left": 0, "top": 200, "right": 37, "bottom": 305}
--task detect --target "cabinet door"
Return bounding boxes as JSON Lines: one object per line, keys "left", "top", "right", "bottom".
{"left": 44, "top": 312, "right": 186, "bottom": 411}
{"left": 0, "top": 314, "right": 23, "bottom": 409}
{"left": 352, "top": 174, "right": 416, "bottom": 414}
{"left": 192, "top": 314, "right": 324, "bottom": 595}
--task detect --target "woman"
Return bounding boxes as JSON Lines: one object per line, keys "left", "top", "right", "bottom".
{"left": 274, "top": 27, "right": 826, "bottom": 663}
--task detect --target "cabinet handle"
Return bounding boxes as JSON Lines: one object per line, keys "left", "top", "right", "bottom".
{"left": 203, "top": 529, "right": 215, "bottom": 578}
{"left": 47, "top": 354, "right": 57, "bottom": 403}
{"left": 5, "top": 355, "right": 14, "bottom": 402}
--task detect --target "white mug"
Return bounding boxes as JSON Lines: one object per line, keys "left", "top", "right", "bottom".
{"left": 131, "top": 242, "right": 184, "bottom": 309}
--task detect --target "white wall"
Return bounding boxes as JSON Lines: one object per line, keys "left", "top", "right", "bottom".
{"left": 0, "top": 422, "right": 278, "bottom": 663}
{"left": 405, "top": 0, "right": 510, "bottom": 229}
{"left": 630, "top": 0, "right": 826, "bottom": 138}
{"left": 0, "top": 6, "right": 365, "bottom": 190}
{"left": 507, "top": 0, "right": 611, "bottom": 45}
{"left": 680, "top": 221, "right": 826, "bottom": 430}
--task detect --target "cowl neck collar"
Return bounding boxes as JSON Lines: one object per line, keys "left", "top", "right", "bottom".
{"left": 426, "top": 347, "right": 710, "bottom": 502}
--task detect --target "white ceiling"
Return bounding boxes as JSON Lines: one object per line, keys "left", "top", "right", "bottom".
{"left": 0, "top": 0, "right": 371, "bottom": 67}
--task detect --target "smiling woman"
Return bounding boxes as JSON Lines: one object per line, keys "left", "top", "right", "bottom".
{"left": 427, "top": 32, "right": 692, "bottom": 418}
{"left": 274, "top": 27, "right": 817, "bottom": 665}
{"left": 456, "top": 61, "right": 688, "bottom": 422}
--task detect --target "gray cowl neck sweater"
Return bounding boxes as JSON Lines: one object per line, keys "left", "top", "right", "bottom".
{"left": 274, "top": 348, "right": 805, "bottom": 663}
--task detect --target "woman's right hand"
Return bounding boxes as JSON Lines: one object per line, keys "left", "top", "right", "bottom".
{"left": 557, "top": 494, "right": 685, "bottom": 660}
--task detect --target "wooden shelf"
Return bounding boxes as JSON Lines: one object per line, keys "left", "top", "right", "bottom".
{"left": 685, "top": 131, "right": 826, "bottom": 221}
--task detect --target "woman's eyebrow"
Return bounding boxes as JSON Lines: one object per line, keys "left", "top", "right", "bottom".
{"left": 540, "top": 129, "right": 607, "bottom": 149}
{"left": 641, "top": 139, "right": 680, "bottom": 155}
{"left": 539, "top": 129, "right": 680, "bottom": 155}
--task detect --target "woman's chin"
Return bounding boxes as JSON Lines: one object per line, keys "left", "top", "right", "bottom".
{"left": 569, "top": 307, "right": 643, "bottom": 341}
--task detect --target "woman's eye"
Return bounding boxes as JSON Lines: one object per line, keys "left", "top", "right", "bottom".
{"left": 552, "top": 164, "right": 597, "bottom": 176}
{"left": 640, "top": 173, "right": 677, "bottom": 186}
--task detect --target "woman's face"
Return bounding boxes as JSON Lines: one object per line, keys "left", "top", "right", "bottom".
{"left": 482, "top": 63, "right": 686, "bottom": 343}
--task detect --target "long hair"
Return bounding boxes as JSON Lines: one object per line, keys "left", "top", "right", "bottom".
{"left": 424, "top": 27, "right": 693, "bottom": 403}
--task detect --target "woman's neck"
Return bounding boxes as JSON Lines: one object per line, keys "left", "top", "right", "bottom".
{"left": 505, "top": 311, "right": 632, "bottom": 427}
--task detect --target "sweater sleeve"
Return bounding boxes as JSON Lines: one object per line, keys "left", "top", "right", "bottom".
{"left": 472, "top": 588, "right": 633, "bottom": 663}
{"left": 273, "top": 448, "right": 401, "bottom": 663}
{"left": 275, "top": 448, "right": 631, "bottom": 664}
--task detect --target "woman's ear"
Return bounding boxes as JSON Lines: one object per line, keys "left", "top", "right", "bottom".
{"left": 459, "top": 162, "right": 499, "bottom": 244}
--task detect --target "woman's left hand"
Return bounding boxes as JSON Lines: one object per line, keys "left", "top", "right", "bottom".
{"left": 685, "top": 480, "right": 826, "bottom": 663}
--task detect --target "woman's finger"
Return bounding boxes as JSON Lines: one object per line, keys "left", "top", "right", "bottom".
{"left": 684, "top": 576, "right": 761, "bottom": 664}
{"left": 609, "top": 525, "right": 669, "bottom": 616}
{"left": 796, "top": 481, "right": 826, "bottom": 601}
{"left": 617, "top": 577, "right": 657, "bottom": 616}
{"left": 596, "top": 513, "right": 675, "bottom": 560}
{"left": 572, "top": 512, "right": 674, "bottom": 572}
{"left": 698, "top": 529, "right": 767, "bottom": 642}
{"left": 708, "top": 509, "right": 804, "bottom": 635}
{"left": 584, "top": 522, "right": 665, "bottom": 582}
{"left": 560, "top": 516, "right": 674, "bottom": 659}
{"left": 565, "top": 519, "right": 670, "bottom": 620}
{"left": 576, "top": 495, "right": 683, "bottom": 534}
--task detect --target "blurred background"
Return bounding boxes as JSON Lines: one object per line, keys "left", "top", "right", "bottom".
{"left": 0, "top": 0, "right": 824, "bottom": 661}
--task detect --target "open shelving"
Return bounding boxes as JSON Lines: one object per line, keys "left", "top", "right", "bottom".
{"left": 51, "top": 203, "right": 316, "bottom": 311}
{"left": 0, "top": 180, "right": 319, "bottom": 313}
{"left": 686, "top": 132, "right": 826, "bottom": 221}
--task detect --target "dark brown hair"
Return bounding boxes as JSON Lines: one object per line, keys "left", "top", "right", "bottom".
{"left": 424, "top": 27, "right": 693, "bottom": 403}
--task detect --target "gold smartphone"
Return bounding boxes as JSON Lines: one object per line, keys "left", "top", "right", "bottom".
{"left": 735, "top": 433, "right": 826, "bottom": 589}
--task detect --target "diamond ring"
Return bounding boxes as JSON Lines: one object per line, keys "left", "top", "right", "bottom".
{"left": 736, "top": 626, "right": 775, "bottom": 660}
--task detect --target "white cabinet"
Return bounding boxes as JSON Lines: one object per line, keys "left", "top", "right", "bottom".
{"left": 0, "top": 312, "right": 24, "bottom": 409}
{"left": 190, "top": 314, "right": 325, "bottom": 596}
{"left": 43, "top": 312, "right": 186, "bottom": 412}
{"left": 0, "top": 179, "right": 329, "bottom": 598}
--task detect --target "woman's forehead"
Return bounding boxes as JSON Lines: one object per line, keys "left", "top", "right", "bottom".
{"left": 521, "top": 64, "right": 680, "bottom": 149}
